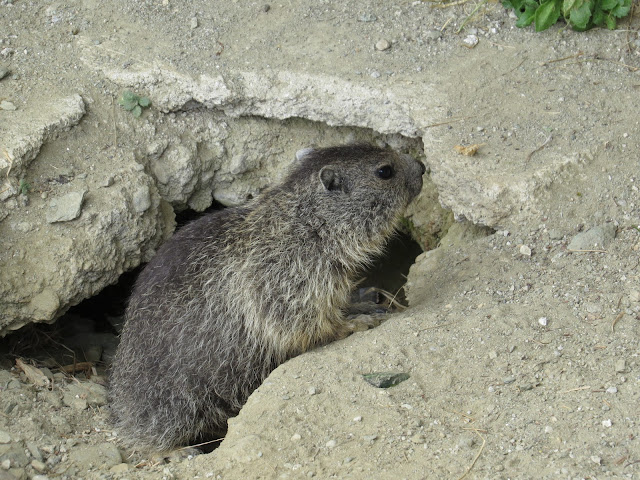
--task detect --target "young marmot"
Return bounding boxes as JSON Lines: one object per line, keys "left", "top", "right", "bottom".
{"left": 109, "top": 144, "right": 425, "bottom": 451}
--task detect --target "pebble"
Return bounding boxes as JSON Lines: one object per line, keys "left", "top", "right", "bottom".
{"left": 358, "top": 13, "right": 377, "bottom": 22}
{"left": 0, "top": 100, "right": 17, "bottom": 110}
{"left": 538, "top": 317, "right": 548, "bottom": 327}
{"left": 325, "top": 439, "right": 337, "bottom": 448}
{"left": 602, "top": 419, "right": 612, "bottom": 427}
{"left": 261, "top": 4, "right": 271, "bottom": 13}
{"left": 375, "top": 39, "right": 391, "bottom": 51}
{"left": 615, "top": 359, "right": 626, "bottom": 373}
{"left": 423, "top": 29, "right": 441, "bottom": 41}
{"left": 463, "top": 35, "right": 478, "bottom": 48}
{"left": 503, "top": 376, "right": 516, "bottom": 384}
{"left": 291, "top": 433, "right": 301, "bottom": 442}
{"left": 519, "top": 244, "right": 532, "bottom": 256}
{"left": 110, "top": 463, "right": 130, "bottom": 474}
{"left": 411, "top": 434, "right": 426, "bottom": 444}
{"left": 31, "top": 459, "right": 47, "bottom": 472}
{"left": 0, "top": 430, "right": 11, "bottom": 444}
{"left": 370, "top": 71, "right": 381, "bottom": 78}
{"left": 353, "top": 416, "right": 362, "bottom": 422}
{"left": 457, "top": 435, "right": 476, "bottom": 448}
{"left": 190, "top": 17, "right": 198, "bottom": 29}
{"left": 629, "top": 290, "right": 640, "bottom": 303}
{"left": 307, "top": 386, "right": 317, "bottom": 395}
{"left": 606, "top": 386, "right": 617, "bottom": 394}
{"left": 0, "top": 66, "right": 9, "bottom": 80}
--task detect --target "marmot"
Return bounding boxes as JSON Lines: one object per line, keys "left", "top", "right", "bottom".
{"left": 109, "top": 144, "right": 425, "bottom": 451}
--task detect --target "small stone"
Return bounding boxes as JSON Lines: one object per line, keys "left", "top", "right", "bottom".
{"left": 503, "top": 376, "right": 516, "bottom": 384}
{"left": 291, "top": 433, "right": 301, "bottom": 442}
{"left": 629, "top": 290, "right": 640, "bottom": 303}
{"left": 325, "top": 440, "right": 337, "bottom": 448}
{"left": 308, "top": 386, "right": 317, "bottom": 396}
{"left": 568, "top": 224, "right": 616, "bottom": 251}
{"left": 33, "top": 475, "right": 51, "bottom": 480}
{"left": 370, "top": 71, "right": 381, "bottom": 78}
{"left": 458, "top": 435, "right": 476, "bottom": 448}
{"left": 548, "top": 229, "right": 563, "bottom": 240}
{"left": 1, "top": 459, "right": 9, "bottom": 470}
{"left": 488, "top": 351, "right": 498, "bottom": 359}
{"left": 606, "top": 386, "right": 618, "bottom": 394}
{"left": 110, "top": 463, "right": 130, "bottom": 474}
{"left": 463, "top": 35, "right": 478, "bottom": 48}
{"left": 0, "top": 100, "right": 17, "bottom": 110}
{"left": 544, "top": 426, "right": 553, "bottom": 433}
{"left": 261, "top": 4, "right": 271, "bottom": 12}
{"left": 362, "top": 435, "right": 378, "bottom": 443}
{"left": 31, "top": 459, "right": 47, "bottom": 472}
{"left": 358, "top": 13, "right": 377, "bottom": 22}
{"left": 591, "top": 456, "right": 602, "bottom": 465}
{"left": 602, "top": 419, "right": 612, "bottom": 427}
{"left": 132, "top": 185, "right": 151, "bottom": 213}
{"left": 411, "top": 434, "right": 426, "bottom": 444}
{"left": 46, "top": 190, "right": 87, "bottom": 223}
{"left": 519, "top": 245, "right": 532, "bottom": 256}
{"left": 424, "top": 29, "right": 441, "bottom": 40}
{"left": 0, "top": 66, "right": 9, "bottom": 80}
{"left": 190, "top": 17, "right": 198, "bottom": 29}
{"left": 375, "top": 39, "right": 391, "bottom": 51}
{"left": 0, "top": 430, "right": 11, "bottom": 444}
{"left": 538, "top": 317, "right": 548, "bottom": 327}
{"left": 615, "top": 359, "right": 626, "bottom": 373}
{"left": 353, "top": 416, "right": 362, "bottom": 422}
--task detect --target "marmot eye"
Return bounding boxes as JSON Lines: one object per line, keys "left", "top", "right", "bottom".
{"left": 377, "top": 165, "right": 394, "bottom": 179}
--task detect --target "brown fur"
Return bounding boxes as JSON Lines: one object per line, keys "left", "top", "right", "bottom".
{"left": 109, "top": 144, "right": 425, "bottom": 451}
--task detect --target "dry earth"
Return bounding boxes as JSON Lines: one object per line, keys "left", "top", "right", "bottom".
{"left": 1, "top": 1, "right": 640, "bottom": 479}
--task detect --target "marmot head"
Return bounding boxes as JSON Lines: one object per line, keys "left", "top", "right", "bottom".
{"left": 285, "top": 144, "right": 425, "bottom": 237}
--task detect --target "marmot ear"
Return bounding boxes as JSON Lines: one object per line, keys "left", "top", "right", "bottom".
{"left": 319, "top": 166, "right": 342, "bottom": 192}
{"left": 295, "top": 147, "right": 315, "bottom": 161}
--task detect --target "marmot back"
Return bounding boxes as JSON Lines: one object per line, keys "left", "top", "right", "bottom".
{"left": 109, "top": 144, "right": 425, "bottom": 451}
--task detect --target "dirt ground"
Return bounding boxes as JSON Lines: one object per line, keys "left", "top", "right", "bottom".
{"left": 1, "top": 0, "right": 640, "bottom": 479}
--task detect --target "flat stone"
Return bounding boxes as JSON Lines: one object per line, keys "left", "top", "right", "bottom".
{"left": 68, "top": 443, "right": 122, "bottom": 469}
{"left": 46, "top": 190, "right": 87, "bottom": 223}
{"left": 567, "top": 224, "right": 616, "bottom": 251}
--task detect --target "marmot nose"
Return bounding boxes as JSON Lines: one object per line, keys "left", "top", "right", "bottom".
{"left": 418, "top": 161, "right": 426, "bottom": 175}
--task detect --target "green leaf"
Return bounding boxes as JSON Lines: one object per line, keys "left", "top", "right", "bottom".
{"left": 516, "top": 5, "right": 538, "bottom": 26}
{"left": 604, "top": 13, "right": 617, "bottom": 28}
{"left": 535, "top": 0, "right": 562, "bottom": 31}
{"left": 138, "top": 96, "right": 151, "bottom": 108}
{"left": 563, "top": 0, "right": 578, "bottom": 13}
{"left": 592, "top": 4, "right": 606, "bottom": 24}
{"left": 610, "top": 0, "right": 631, "bottom": 17}
{"left": 569, "top": 1, "right": 593, "bottom": 29}
{"left": 132, "top": 105, "right": 142, "bottom": 118}
{"left": 600, "top": 0, "right": 618, "bottom": 10}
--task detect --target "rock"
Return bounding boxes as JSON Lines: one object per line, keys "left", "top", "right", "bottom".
{"left": 190, "top": 17, "right": 198, "bottom": 29}
{"left": 463, "top": 35, "right": 479, "bottom": 48}
{"left": 0, "top": 432, "right": 10, "bottom": 444}
{"left": 68, "top": 443, "right": 122, "bottom": 469}
{"left": 45, "top": 190, "right": 87, "bottom": 223}
{"left": 375, "top": 39, "right": 391, "bottom": 51}
{"left": 0, "top": 66, "right": 9, "bottom": 80}
{"left": 0, "top": 100, "right": 16, "bottom": 111}
{"left": 615, "top": 359, "right": 626, "bottom": 373}
{"left": 358, "top": 13, "right": 377, "bottom": 22}
{"left": 567, "top": 224, "right": 616, "bottom": 251}
{"left": 520, "top": 244, "right": 532, "bottom": 256}
{"left": 62, "top": 382, "right": 108, "bottom": 410}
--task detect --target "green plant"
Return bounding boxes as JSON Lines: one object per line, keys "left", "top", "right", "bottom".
{"left": 503, "top": 0, "right": 632, "bottom": 31}
{"left": 18, "top": 179, "right": 30, "bottom": 195}
{"left": 118, "top": 90, "right": 151, "bottom": 117}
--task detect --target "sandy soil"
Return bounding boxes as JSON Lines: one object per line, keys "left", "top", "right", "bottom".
{"left": 1, "top": 0, "right": 639, "bottom": 479}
